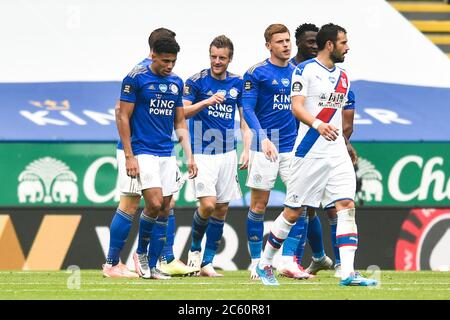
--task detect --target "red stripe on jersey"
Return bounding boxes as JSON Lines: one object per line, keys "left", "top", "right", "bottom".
{"left": 335, "top": 71, "right": 349, "bottom": 94}
{"left": 315, "top": 108, "right": 336, "bottom": 123}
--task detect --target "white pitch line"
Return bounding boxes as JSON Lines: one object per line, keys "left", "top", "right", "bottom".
{"left": 0, "top": 282, "right": 450, "bottom": 286}
{"left": 0, "top": 288, "right": 449, "bottom": 293}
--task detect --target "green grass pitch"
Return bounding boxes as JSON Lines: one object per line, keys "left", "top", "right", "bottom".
{"left": 0, "top": 270, "right": 448, "bottom": 300}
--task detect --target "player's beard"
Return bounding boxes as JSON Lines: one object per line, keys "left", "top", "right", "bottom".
{"left": 330, "top": 49, "right": 345, "bottom": 63}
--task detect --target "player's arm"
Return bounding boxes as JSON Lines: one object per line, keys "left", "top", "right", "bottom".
{"left": 183, "top": 95, "right": 225, "bottom": 118}
{"left": 174, "top": 99, "right": 198, "bottom": 179}
{"left": 291, "top": 69, "right": 338, "bottom": 141}
{"left": 238, "top": 107, "right": 251, "bottom": 170}
{"left": 343, "top": 90, "right": 357, "bottom": 164}
{"left": 117, "top": 74, "right": 140, "bottom": 177}
{"left": 242, "top": 74, "right": 278, "bottom": 161}
{"left": 182, "top": 80, "right": 225, "bottom": 119}
{"left": 116, "top": 100, "right": 139, "bottom": 177}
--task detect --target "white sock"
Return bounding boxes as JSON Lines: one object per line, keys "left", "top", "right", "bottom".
{"left": 336, "top": 208, "right": 358, "bottom": 279}
{"left": 260, "top": 213, "right": 294, "bottom": 267}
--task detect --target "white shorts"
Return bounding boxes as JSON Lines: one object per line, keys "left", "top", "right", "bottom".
{"left": 284, "top": 154, "right": 356, "bottom": 209}
{"left": 192, "top": 151, "right": 242, "bottom": 203}
{"left": 246, "top": 151, "right": 293, "bottom": 190}
{"left": 117, "top": 149, "right": 179, "bottom": 197}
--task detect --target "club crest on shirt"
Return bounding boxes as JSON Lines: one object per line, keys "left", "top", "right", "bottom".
{"left": 329, "top": 76, "right": 336, "bottom": 84}
{"left": 159, "top": 84, "right": 168, "bottom": 93}
{"left": 217, "top": 89, "right": 227, "bottom": 97}
{"left": 229, "top": 88, "right": 238, "bottom": 99}
{"left": 170, "top": 83, "right": 179, "bottom": 94}
{"left": 281, "top": 78, "right": 290, "bottom": 87}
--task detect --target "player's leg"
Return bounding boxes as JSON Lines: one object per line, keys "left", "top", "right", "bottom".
{"left": 147, "top": 193, "right": 172, "bottom": 280}
{"left": 200, "top": 202, "right": 228, "bottom": 277}
{"left": 325, "top": 156, "right": 377, "bottom": 286}
{"left": 277, "top": 152, "right": 312, "bottom": 279}
{"left": 187, "top": 154, "right": 219, "bottom": 270}
{"left": 294, "top": 208, "right": 308, "bottom": 268}
{"left": 103, "top": 149, "right": 140, "bottom": 278}
{"left": 135, "top": 187, "right": 165, "bottom": 279}
{"left": 305, "top": 207, "right": 333, "bottom": 275}
{"left": 247, "top": 188, "right": 270, "bottom": 278}
{"left": 161, "top": 198, "right": 176, "bottom": 264}
{"left": 199, "top": 151, "right": 241, "bottom": 277}
{"left": 188, "top": 196, "right": 216, "bottom": 270}
{"left": 256, "top": 207, "right": 301, "bottom": 285}
{"left": 325, "top": 207, "right": 341, "bottom": 277}
{"left": 246, "top": 151, "right": 278, "bottom": 279}
{"left": 103, "top": 195, "right": 140, "bottom": 278}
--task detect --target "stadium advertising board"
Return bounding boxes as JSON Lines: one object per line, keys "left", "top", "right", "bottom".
{"left": 1, "top": 207, "right": 448, "bottom": 271}
{"left": 1, "top": 142, "right": 449, "bottom": 207}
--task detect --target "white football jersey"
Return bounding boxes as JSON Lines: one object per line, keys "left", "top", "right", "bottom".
{"left": 291, "top": 58, "right": 350, "bottom": 158}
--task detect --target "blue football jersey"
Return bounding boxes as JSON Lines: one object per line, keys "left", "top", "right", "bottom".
{"left": 119, "top": 61, "right": 184, "bottom": 157}
{"left": 242, "top": 59, "right": 298, "bottom": 153}
{"left": 117, "top": 57, "right": 151, "bottom": 151}
{"left": 183, "top": 69, "right": 243, "bottom": 154}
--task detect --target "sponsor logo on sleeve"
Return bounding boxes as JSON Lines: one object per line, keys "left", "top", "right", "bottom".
{"left": 292, "top": 82, "right": 303, "bottom": 92}
{"left": 122, "top": 84, "right": 133, "bottom": 95}
{"left": 184, "top": 84, "right": 192, "bottom": 95}
{"left": 244, "top": 80, "right": 252, "bottom": 91}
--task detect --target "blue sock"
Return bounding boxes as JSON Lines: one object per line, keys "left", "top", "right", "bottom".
{"left": 282, "top": 218, "right": 304, "bottom": 256}
{"left": 308, "top": 214, "right": 325, "bottom": 259}
{"left": 106, "top": 209, "right": 133, "bottom": 266}
{"left": 295, "top": 210, "right": 308, "bottom": 264}
{"left": 329, "top": 216, "right": 340, "bottom": 265}
{"left": 149, "top": 216, "right": 168, "bottom": 268}
{"left": 247, "top": 210, "right": 264, "bottom": 259}
{"left": 191, "top": 209, "right": 209, "bottom": 252}
{"left": 202, "top": 217, "right": 224, "bottom": 267}
{"left": 161, "top": 209, "right": 175, "bottom": 263}
{"left": 136, "top": 211, "right": 156, "bottom": 255}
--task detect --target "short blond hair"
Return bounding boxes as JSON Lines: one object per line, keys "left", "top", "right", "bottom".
{"left": 264, "top": 24, "right": 290, "bottom": 42}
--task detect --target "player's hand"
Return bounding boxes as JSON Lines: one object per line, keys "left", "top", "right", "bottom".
{"left": 239, "top": 150, "right": 249, "bottom": 170}
{"left": 206, "top": 93, "right": 225, "bottom": 106}
{"left": 317, "top": 123, "right": 339, "bottom": 141}
{"left": 187, "top": 156, "right": 198, "bottom": 179}
{"left": 347, "top": 142, "right": 358, "bottom": 165}
{"left": 261, "top": 138, "right": 278, "bottom": 162}
{"left": 125, "top": 155, "right": 140, "bottom": 178}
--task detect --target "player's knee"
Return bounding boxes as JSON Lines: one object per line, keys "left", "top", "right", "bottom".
{"left": 336, "top": 199, "right": 355, "bottom": 211}
{"left": 200, "top": 203, "right": 215, "bottom": 216}
{"left": 146, "top": 201, "right": 163, "bottom": 214}
{"left": 118, "top": 197, "right": 140, "bottom": 214}
{"left": 251, "top": 201, "right": 268, "bottom": 213}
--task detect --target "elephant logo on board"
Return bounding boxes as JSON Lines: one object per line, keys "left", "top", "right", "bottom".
{"left": 18, "top": 157, "right": 78, "bottom": 204}
{"left": 356, "top": 157, "right": 383, "bottom": 202}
